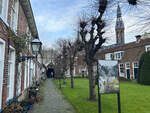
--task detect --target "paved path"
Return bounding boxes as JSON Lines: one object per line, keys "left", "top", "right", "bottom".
{"left": 29, "top": 79, "right": 76, "bottom": 113}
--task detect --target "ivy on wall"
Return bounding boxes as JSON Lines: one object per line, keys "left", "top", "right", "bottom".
{"left": 7, "top": 28, "right": 31, "bottom": 62}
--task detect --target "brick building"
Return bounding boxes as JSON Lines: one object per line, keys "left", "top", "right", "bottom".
{"left": 98, "top": 35, "right": 150, "bottom": 79}
{"left": 97, "top": 4, "right": 150, "bottom": 79}
{"left": 71, "top": 4, "right": 150, "bottom": 79}
{"left": 0, "top": 0, "right": 43, "bottom": 109}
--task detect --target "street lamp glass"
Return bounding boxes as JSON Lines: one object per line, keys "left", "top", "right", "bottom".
{"left": 31, "top": 38, "right": 42, "bottom": 54}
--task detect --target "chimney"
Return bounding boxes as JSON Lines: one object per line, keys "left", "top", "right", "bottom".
{"left": 136, "top": 35, "right": 141, "bottom": 43}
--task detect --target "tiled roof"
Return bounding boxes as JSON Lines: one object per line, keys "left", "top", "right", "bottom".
{"left": 98, "top": 38, "right": 150, "bottom": 62}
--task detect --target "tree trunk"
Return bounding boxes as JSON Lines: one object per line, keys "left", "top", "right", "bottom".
{"left": 70, "top": 64, "right": 74, "bottom": 88}
{"left": 87, "top": 61, "right": 96, "bottom": 101}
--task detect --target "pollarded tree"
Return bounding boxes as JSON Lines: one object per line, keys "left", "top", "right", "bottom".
{"left": 56, "top": 39, "right": 68, "bottom": 81}
{"left": 67, "top": 37, "right": 82, "bottom": 88}
{"left": 79, "top": 0, "right": 107, "bottom": 100}
{"left": 79, "top": 0, "right": 139, "bottom": 101}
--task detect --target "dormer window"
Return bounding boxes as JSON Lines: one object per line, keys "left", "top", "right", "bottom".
{"left": 105, "top": 53, "right": 113, "bottom": 60}
{"left": 114, "top": 51, "right": 124, "bottom": 60}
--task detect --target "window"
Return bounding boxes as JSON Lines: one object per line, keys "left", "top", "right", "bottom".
{"left": 105, "top": 53, "right": 113, "bottom": 60}
{"left": 133, "top": 62, "right": 139, "bottom": 79}
{"left": 126, "top": 62, "right": 130, "bottom": 69}
{"left": 134, "top": 62, "right": 139, "bottom": 68}
{"left": 10, "top": 0, "right": 19, "bottom": 32}
{"left": 114, "top": 51, "right": 124, "bottom": 60}
{"left": 0, "top": 0, "right": 2, "bottom": 15}
{"left": 29, "top": 60, "right": 35, "bottom": 86}
{"left": 0, "top": 39, "right": 5, "bottom": 109}
{"left": 119, "top": 64, "right": 124, "bottom": 73}
{"left": 145, "top": 45, "right": 150, "bottom": 52}
{"left": 26, "top": 26, "right": 32, "bottom": 50}
{"left": 7, "top": 48, "right": 15, "bottom": 101}
{"left": 24, "top": 60, "right": 28, "bottom": 89}
{"left": 119, "top": 63, "right": 124, "bottom": 77}
{"left": 7, "top": 56, "right": 12, "bottom": 99}
{"left": 0, "top": 0, "right": 9, "bottom": 23}
{"left": 16, "top": 63, "right": 22, "bottom": 96}
{"left": 110, "top": 53, "right": 114, "bottom": 60}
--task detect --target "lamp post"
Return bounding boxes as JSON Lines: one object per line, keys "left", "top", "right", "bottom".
{"left": 19, "top": 36, "right": 42, "bottom": 62}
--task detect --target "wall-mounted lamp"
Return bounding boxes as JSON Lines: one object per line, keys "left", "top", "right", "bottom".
{"left": 18, "top": 36, "right": 42, "bottom": 62}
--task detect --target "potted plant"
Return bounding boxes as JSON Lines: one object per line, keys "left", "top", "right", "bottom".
{"left": 36, "top": 93, "right": 41, "bottom": 103}
{"left": 28, "top": 87, "right": 37, "bottom": 99}
{"left": 2, "top": 104, "right": 23, "bottom": 113}
{"left": 20, "top": 98, "right": 34, "bottom": 111}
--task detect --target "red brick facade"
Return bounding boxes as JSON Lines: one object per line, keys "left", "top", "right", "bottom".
{"left": 74, "top": 37, "right": 150, "bottom": 79}
{"left": 0, "top": 0, "right": 42, "bottom": 109}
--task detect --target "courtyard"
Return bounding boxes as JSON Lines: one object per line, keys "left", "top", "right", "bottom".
{"left": 55, "top": 78, "right": 150, "bottom": 113}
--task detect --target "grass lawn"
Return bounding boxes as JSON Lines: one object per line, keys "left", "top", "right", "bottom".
{"left": 54, "top": 78, "right": 150, "bottom": 113}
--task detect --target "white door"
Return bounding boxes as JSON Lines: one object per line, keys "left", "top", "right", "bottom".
{"left": 0, "top": 40, "right": 5, "bottom": 109}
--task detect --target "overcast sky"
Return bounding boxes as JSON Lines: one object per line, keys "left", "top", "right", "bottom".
{"left": 30, "top": 0, "right": 150, "bottom": 47}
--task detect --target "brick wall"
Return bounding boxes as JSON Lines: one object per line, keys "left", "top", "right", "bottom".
{"left": 0, "top": 0, "right": 41, "bottom": 108}
{"left": 0, "top": 17, "right": 16, "bottom": 107}
{"left": 18, "top": 3, "right": 27, "bottom": 34}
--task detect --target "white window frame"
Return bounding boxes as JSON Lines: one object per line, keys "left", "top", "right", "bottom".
{"left": 105, "top": 53, "right": 113, "bottom": 60}
{"left": 6, "top": 46, "right": 15, "bottom": 101}
{"left": 145, "top": 45, "right": 150, "bottom": 52}
{"left": 114, "top": 51, "right": 124, "bottom": 60}
{"left": 119, "top": 63, "right": 124, "bottom": 77}
{"left": 0, "top": 0, "right": 3, "bottom": 17}
{"left": 0, "top": 38, "right": 5, "bottom": 109}
{"left": 24, "top": 59, "right": 30, "bottom": 88}
{"left": 73, "top": 65, "right": 76, "bottom": 76}
{"left": 125, "top": 62, "right": 130, "bottom": 69}
{"left": 0, "top": 0, "right": 9, "bottom": 24}
{"left": 10, "top": 0, "right": 19, "bottom": 32}
{"left": 27, "top": 60, "right": 30, "bottom": 87}
{"left": 132, "top": 61, "right": 139, "bottom": 79}
{"left": 125, "top": 62, "right": 130, "bottom": 79}
{"left": 16, "top": 62, "right": 22, "bottom": 96}
{"left": 24, "top": 60, "right": 28, "bottom": 89}
{"left": 29, "top": 60, "right": 34, "bottom": 85}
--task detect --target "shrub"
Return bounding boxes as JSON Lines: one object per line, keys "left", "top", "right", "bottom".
{"left": 138, "top": 51, "right": 150, "bottom": 85}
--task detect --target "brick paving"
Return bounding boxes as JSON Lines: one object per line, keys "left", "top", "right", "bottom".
{"left": 29, "top": 79, "right": 76, "bottom": 113}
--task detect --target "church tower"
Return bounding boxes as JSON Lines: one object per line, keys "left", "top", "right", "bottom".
{"left": 115, "top": 4, "right": 125, "bottom": 44}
